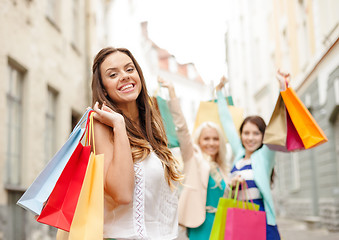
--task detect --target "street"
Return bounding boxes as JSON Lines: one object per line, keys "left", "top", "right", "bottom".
{"left": 277, "top": 217, "right": 339, "bottom": 240}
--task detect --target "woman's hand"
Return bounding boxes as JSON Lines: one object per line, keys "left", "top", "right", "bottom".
{"left": 215, "top": 76, "right": 228, "bottom": 91}
{"left": 92, "top": 102, "right": 125, "bottom": 129}
{"left": 276, "top": 69, "right": 290, "bottom": 91}
{"left": 157, "top": 76, "right": 176, "bottom": 99}
{"left": 230, "top": 174, "right": 245, "bottom": 188}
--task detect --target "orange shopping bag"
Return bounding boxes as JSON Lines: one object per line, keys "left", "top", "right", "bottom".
{"left": 281, "top": 87, "right": 328, "bottom": 149}
{"left": 263, "top": 93, "right": 305, "bottom": 152}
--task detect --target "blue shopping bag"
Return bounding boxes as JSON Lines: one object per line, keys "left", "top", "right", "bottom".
{"left": 17, "top": 109, "right": 91, "bottom": 215}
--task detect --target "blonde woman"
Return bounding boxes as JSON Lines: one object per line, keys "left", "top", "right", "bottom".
{"left": 158, "top": 77, "right": 228, "bottom": 240}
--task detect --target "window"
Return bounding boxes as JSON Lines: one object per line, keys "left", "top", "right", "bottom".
{"left": 187, "top": 64, "right": 197, "bottom": 80}
{"left": 297, "top": 0, "right": 310, "bottom": 70}
{"left": 72, "top": 0, "right": 80, "bottom": 45}
{"left": 290, "top": 153, "right": 301, "bottom": 192}
{"left": 168, "top": 56, "right": 178, "bottom": 73}
{"left": 46, "top": 0, "right": 58, "bottom": 25}
{"left": 45, "top": 87, "right": 58, "bottom": 162}
{"left": 8, "top": 190, "right": 26, "bottom": 240}
{"left": 6, "top": 63, "right": 24, "bottom": 185}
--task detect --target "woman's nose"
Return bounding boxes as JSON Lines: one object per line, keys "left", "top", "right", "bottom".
{"left": 120, "top": 71, "right": 130, "bottom": 81}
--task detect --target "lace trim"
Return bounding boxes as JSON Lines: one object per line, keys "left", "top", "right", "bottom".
{"left": 159, "top": 178, "right": 178, "bottom": 235}
{"left": 133, "top": 162, "right": 147, "bottom": 238}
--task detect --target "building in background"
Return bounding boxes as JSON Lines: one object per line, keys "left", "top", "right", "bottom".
{"left": 0, "top": 0, "right": 210, "bottom": 239}
{"left": 272, "top": 0, "right": 339, "bottom": 232}
{"left": 0, "top": 0, "right": 108, "bottom": 239}
{"left": 139, "top": 22, "right": 210, "bottom": 132}
{"left": 224, "top": 0, "right": 276, "bottom": 122}
{"left": 225, "top": 0, "right": 339, "bottom": 231}
{"left": 105, "top": 0, "right": 212, "bottom": 131}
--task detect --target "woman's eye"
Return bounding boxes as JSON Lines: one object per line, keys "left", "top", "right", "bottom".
{"left": 127, "top": 68, "right": 134, "bottom": 72}
{"left": 109, "top": 73, "right": 117, "bottom": 78}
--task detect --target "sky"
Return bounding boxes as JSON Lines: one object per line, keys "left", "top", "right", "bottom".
{"left": 136, "top": 0, "right": 229, "bottom": 85}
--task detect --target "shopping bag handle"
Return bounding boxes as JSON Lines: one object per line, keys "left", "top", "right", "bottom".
{"left": 237, "top": 181, "right": 257, "bottom": 210}
{"left": 89, "top": 112, "right": 97, "bottom": 154}
{"left": 229, "top": 180, "right": 258, "bottom": 210}
{"left": 70, "top": 108, "right": 92, "bottom": 137}
{"left": 83, "top": 110, "right": 95, "bottom": 144}
{"left": 228, "top": 182, "right": 240, "bottom": 201}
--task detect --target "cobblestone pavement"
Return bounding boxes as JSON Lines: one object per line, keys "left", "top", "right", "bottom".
{"left": 277, "top": 217, "right": 339, "bottom": 240}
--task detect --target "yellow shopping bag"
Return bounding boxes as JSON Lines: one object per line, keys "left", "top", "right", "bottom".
{"left": 281, "top": 87, "right": 328, "bottom": 149}
{"left": 57, "top": 112, "right": 104, "bottom": 240}
{"left": 193, "top": 101, "right": 244, "bottom": 142}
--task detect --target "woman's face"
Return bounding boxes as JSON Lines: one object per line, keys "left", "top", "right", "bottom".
{"left": 241, "top": 121, "right": 263, "bottom": 154}
{"left": 100, "top": 51, "right": 142, "bottom": 108}
{"left": 198, "top": 127, "right": 220, "bottom": 159}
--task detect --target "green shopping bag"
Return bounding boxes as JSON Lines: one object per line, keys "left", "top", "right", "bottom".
{"left": 155, "top": 96, "right": 180, "bottom": 148}
{"left": 209, "top": 183, "right": 260, "bottom": 240}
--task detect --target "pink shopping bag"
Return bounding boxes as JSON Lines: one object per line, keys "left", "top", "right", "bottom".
{"left": 224, "top": 207, "right": 266, "bottom": 240}
{"left": 224, "top": 181, "right": 266, "bottom": 240}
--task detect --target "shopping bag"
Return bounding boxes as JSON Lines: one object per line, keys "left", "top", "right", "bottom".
{"left": 281, "top": 87, "right": 328, "bottom": 149}
{"left": 56, "top": 112, "right": 104, "bottom": 240}
{"left": 194, "top": 100, "right": 244, "bottom": 142}
{"left": 225, "top": 207, "right": 266, "bottom": 240}
{"left": 69, "top": 112, "right": 104, "bottom": 239}
{"left": 286, "top": 107, "right": 305, "bottom": 151}
{"left": 263, "top": 94, "right": 304, "bottom": 152}
{"left": 37, "top": 111, "right": 93, "bottom": 231}
{"left": 209, "top": 183, "right": 259, "bottom": 240}
{"left": 17, "top": 109, "right": 91, "bottom": 215}
{"left": 224, "top": 182, "right": 266, "bottom": 240}
{"left": 57, "top": 154, "right": 104, "bottom": 240}
{"left": 155, "top": 96, "right": 180, "bottom": 148}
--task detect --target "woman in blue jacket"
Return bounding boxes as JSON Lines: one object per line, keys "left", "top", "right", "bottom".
{"left": 216, "top": 71, "right": 289, "bottom": 240}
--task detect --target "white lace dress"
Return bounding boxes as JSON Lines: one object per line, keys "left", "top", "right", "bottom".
{"left": 103, "top": 151, "right": 179, "bottom": 240}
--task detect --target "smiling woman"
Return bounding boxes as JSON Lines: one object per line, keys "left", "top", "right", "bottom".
{"left": 216, "top": 75, "right": 285, "bottom": 240}
{"left": 90, "top": 47, "right": 183, "bottom": 239}
{"left": 158, "top": 77, "right": 229, "bottom": 240}
{"left": 100, "top": 52, "right": 142, "bottom": 108}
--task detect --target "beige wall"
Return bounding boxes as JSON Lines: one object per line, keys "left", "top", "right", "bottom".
{"left": 0, "top": 0, "right": 91, "bottom": 203}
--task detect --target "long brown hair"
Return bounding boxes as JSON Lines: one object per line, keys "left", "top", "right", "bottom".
{"left": 92, "top": 47, "right": 182, "bottom": 188}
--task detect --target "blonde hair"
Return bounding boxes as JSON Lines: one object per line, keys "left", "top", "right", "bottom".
{"left": 193, "top": 122, "right": 227, "bottom": 188}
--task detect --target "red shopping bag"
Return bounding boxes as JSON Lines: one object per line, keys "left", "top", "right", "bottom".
{"left": 37, "top": 112, "right": 93, "bottom": 231}
{"left": 57, "top": 112, "right": 104, "bottom": 240}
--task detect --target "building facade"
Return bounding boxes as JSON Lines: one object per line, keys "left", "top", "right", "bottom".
{"left": 225, "top": 0, "right": 339, "bottom": 231}
{"left": 273, "top": 0, "right": 339, "bottom": 231}
{"left": 0, "top": 0, "right": 108, "bottom": 239}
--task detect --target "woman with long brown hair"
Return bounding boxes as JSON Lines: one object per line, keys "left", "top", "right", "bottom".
{"left": 91, "top": 47, "right": 182, "bottom": 239}
{"left": 216, "top": 72, "right": 289, "bottom": 240}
